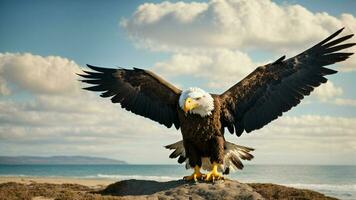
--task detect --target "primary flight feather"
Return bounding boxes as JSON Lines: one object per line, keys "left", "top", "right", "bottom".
{"left": 78, "top": 28, "right": 354, "bottom": 182}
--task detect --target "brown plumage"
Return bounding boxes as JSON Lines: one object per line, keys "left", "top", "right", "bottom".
{"left": 78, "top": 28, "right": 354, "bottom": 176}
{"left": 78, "top": 66, "right": 181, "bottom": 129}
{"left": 219, "top": 27, "right": 354, "bottom": 136}
{"left": 177, "top": 95, "right": 225, "bottom": 167}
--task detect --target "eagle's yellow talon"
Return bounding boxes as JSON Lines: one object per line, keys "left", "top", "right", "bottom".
{"left": 183, "top": 165, "right": 204, "bottom": 182}
{"left": 204, "top": 162, "right": 224, "bottom": 182}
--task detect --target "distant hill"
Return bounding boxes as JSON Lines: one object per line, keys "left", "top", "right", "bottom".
{"left": 0, "top": 156, "right": 127, "bottom": 165}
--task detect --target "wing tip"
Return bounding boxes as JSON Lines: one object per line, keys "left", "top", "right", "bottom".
{"left": 318, "top": 27, "right": 347, "bottom": 46}
{"left": 247, "top": 147, "right": 255, "bottom": 152}
{"left": 328, "top": 68, "right": 338, "bottom": 75}
{"left": 334, "top": 27, "right": 345, "bottom": 36}
{"left": 272, "top": 55, "right": 286, "bottom": 65}
{"left": 86, "top": 64, "right": 99, "bottom": 72}
{"left": 82, "top": 86, "right": 105, "bottom": 92}
{"left": 86, "top": 64, "right": 117, "bottom": 73}
{"left": 81, "top": 87, "right": 90, "bottom": 91}
{"left": 76, "top": 73, "right": 90, "bottom": 79}
{"left": 86, "top": 64, "right": 98, "bottom": 71}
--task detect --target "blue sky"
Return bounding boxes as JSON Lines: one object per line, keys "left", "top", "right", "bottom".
{"left": 1, "top": 0, "right": 356, "bottom": 66}
{"left": 0, "top": 0, "right": 355, "bottom": 165}
{"left": 0, "top": 0, "right": 168, "bottom": 67}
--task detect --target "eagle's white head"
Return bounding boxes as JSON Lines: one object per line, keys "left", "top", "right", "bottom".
{"left": 179, "top": 87, "right": 214, "bottom": 117}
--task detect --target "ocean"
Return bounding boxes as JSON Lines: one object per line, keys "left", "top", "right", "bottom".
{"left": 0, "top": 164, "right": 355, "bottom": 200}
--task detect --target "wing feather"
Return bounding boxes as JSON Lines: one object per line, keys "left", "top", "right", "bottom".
{"left": 78, "top": 65, "right": 181, "bottom": 129}
{"left": 219, "top": 27, "right": 354, "bottom": 136}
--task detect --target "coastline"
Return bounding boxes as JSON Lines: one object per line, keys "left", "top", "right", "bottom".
{"left": 0, "top": 176, "right": 338, "bottom": 200}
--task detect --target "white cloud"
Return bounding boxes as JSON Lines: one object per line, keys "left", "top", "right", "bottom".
{"left": 313, "top": 81, "right": 343, "bottom": 102}
{"left": 123, "top": 0, "right": 356, "bottom": 94}
{"left": 236, "top": 115, "right": 356, "bottom": 142}
{"left": 129, "top": 1, "right": 208, "bottom": 24}
{"left": 338, "top": 14, "right": 356, "bottom": 72}
{"left": 0, "top": 78, "right": 10, "bottom": 95}
{"left": 153, "top": 49, "right": 259, "bottom": 89}
{"left": 272, "top": 115, "right": 356, "bottom": 136}
{"left": 311, "top": 81, "right": 356, "bottom": 107}
{"left": 0, "top": 53, "right": 82, "bottom": 96}
{"left": 121, "top": 0, "right": 350, "bottom": 52}
{"left": 0, "top": 88, "right": 180, "bottom": 163}
{"left": 339, "top": 14, "right": 356, "bottom": 72}
{"left": 0, "top": 52, "right": 355, "bottom": 164}
{"left": 1, "top": 0, "right": 356, "bottom": 164}
{"left": 334, "top": 98, "right": 356, "bottom": 107}
{"left": 226, "top": 114, "right": 356, "bottom": 165}
{"left": 0, "top": 53, "right": 181, "bottom": 163}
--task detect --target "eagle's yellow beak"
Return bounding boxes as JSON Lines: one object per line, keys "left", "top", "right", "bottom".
{"left": 183, "top": 97, "right": 198, "bottom": 113}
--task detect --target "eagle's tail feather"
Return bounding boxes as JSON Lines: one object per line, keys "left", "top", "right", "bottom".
{"left": 165, "top": 141, "right": 185, "bottom": 159}
{"left": 222, "top": 141, "right": 254, "bottom": 174}
{"left": 165, "top": 140, "right": 254, "bottom": 174}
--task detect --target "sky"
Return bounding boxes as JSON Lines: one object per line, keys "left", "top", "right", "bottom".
{"left": 0, "top": 0, "right": 356, "bottom": 165}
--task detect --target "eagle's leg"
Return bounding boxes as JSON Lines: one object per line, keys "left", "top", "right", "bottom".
{"left": 204, "top": 136, "right": 224, "bottom": 182}
{"left": 183, "top": 140, "right": 204, "bottom": 181}
{"left": 204, "top": 162, "right": 224, "bottom": 182}
{"left": 183, "top": 165, "right": 204, "bottom": 181}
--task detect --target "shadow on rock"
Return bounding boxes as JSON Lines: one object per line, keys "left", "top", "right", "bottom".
{"left": 98, "top": 179, "right": 187, "bottom": 196}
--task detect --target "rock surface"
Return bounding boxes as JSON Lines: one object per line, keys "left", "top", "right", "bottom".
{"left": 100, "top": 179, "right": 264, "bottom": 200}
{"left": 0, "top": 179, "right": 338, "bottom": 200}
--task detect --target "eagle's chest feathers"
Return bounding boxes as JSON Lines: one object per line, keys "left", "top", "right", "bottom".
{"left": 182, "top": 113, "right": 220, "bottom": 140}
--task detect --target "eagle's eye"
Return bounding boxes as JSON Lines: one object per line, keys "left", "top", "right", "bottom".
{"left": 195, "top": 97, "right": 202, "bottom": 100}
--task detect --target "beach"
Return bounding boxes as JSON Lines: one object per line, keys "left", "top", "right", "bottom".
{"left": 0, "top": 176, "right": 339, "bottom": 200}
{"left": 0, "top": 164, "right": 355, "bottom": 199}
{"left": 0, "top": 176, "right": 112, "bottom": 188}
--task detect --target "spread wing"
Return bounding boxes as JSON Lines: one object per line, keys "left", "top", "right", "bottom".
{"left": 78, "top": 65, "right": 182, "bottom": 129}
{"left": 219, "top": 27, "right": 355, "bottom": 136}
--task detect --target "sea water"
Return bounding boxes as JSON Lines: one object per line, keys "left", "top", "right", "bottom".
{"left": 0, "top": 164, "right": 355, "bottom": 199}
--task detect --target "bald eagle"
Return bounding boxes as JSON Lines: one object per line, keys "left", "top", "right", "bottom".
{"left": 78, "top": 28, "right": 354, "bottom": 182}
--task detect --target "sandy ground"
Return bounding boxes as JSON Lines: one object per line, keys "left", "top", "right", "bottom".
{"left": 0, "top": 176, "right": 112, "bottom": 188}
{"left": 0, "top": 176, "right": 338, "bottom": 200}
